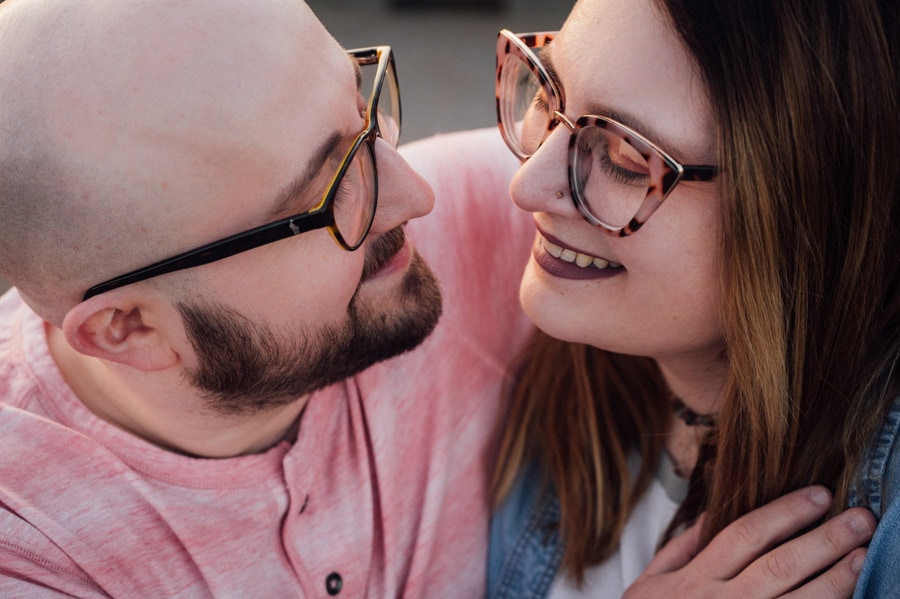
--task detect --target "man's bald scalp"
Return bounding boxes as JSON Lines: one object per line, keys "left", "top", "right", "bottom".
{"left": 0, "top": 0, "right": 332, "bottom": 324}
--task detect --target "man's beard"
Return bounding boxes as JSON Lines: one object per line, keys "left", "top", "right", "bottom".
{"left": 177, "top": 227, "right": 442, "bottom": 415}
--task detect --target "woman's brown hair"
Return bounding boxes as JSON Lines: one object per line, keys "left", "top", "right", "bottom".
{"left": 493, "top": 0, "right": 900, "bottom": 580}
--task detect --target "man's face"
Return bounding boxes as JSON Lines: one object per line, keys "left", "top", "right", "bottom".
{"left": 164, "top": 5, "right": 443, "bottom": 412}
{"left": 38, "top": 0, "right": 441, "bottom": 411}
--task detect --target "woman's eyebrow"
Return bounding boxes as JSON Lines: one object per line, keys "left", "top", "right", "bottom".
{"left": 584, "top": 102, "right": 692, "bottom": 160}
{"left": 540, "top": 44, "right": 563, "bottom": 89}
{"left": 542, "top": 46, "right": 697, "bottom": 161}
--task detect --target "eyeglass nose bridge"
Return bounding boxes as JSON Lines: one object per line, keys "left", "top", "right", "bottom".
{"left": 542, "top": 110, "right": 577, "bottom": 150}
{"left": 538, "top": 110, "right": 577, "bottom": 153}
{"left": 551, "top": 110, "right": 577, "bottom": 132}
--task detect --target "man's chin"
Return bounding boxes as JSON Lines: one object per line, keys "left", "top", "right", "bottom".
{"left": 181, "top": 251, "right": 442, "bottom": 416}
{"left": 351, "top": 251, "right": 442, "bottom": 360}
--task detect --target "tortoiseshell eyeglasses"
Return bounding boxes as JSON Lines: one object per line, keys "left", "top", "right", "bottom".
{"left": 496, "top": 29, "right": 719, "bottom": 237}
{"left": 83, "top": 46, "right": 400, "bottom": 300}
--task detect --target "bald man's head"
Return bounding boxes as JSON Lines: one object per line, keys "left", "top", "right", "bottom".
{"left": 0, "top": 0, "right": 347, "bottom": 324}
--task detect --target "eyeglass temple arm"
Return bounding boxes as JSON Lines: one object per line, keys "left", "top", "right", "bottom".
{"left": 82, "top": 212, "right": 331, "bottom": 300}
{"left": 681, "top": 165, "right": 719, "bottom": 181}
{"left": 502, "top": 30, "right": 557, "bottom": 47}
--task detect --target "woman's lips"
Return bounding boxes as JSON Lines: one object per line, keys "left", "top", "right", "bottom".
{"left": 532, "top": 231, "right": 625, "bottom": 281}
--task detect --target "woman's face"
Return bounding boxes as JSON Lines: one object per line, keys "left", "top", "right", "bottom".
{"left": 511, "top": 0, "right": 725, "bottom": 366}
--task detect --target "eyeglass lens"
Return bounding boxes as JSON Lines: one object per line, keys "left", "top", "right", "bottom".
{"left": 333, "top": 143, "right": 377, "bottom": 248}
{"left": 499, "top": 50, "right": 657, "bottom": 229}
{"left": 372, "top": 60, "right": 400, "bottom": 148}
{"left": 333, "top": 56, "right": 400, "bottom": 248}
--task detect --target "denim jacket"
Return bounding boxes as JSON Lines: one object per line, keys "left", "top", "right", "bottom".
{"left": 488, "top": 459, "right": 564, "bottom": 598}
{"left": 849, "top": 396, "right": 900, "bottom": 598}
{"left": 488, "top": 396, "right": 900, "bottom": 599}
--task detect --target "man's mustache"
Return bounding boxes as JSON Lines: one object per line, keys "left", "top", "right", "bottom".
{"left": 360, "top": 226, "right": 406, "bottom": 282}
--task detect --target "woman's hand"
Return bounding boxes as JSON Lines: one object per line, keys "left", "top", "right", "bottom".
{"left": 624, "top": 486, "right": 875, "bottom": 599}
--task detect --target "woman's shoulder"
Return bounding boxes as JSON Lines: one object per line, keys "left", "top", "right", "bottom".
{"left": 850, "top": 394, "right": 900, "bottom": 517}
{"left": 850, "top": 395, "right": 900, "bottom": 598}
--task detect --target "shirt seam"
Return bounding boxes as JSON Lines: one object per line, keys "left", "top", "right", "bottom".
{"left": 0, "top": 536, "right": 100, "bottom": 590}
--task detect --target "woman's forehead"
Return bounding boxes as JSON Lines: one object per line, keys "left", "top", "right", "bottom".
{"left": 558, "top": 0, "right": 716, "bottom": 164}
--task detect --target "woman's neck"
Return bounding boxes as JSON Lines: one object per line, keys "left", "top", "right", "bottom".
{"left": 655, "top": 351, "right": 727, "bottom": 477}
{"left": 656, "top": 352, "right": 727, "bottom": 417}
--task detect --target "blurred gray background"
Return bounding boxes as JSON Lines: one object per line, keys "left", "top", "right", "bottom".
{"left": 309, "top": 0, "right": 572, "bottom": 142}
{"left": 0, "top": 0, "right": 573, "bottom": 297}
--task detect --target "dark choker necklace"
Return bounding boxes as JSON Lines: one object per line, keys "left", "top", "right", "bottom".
{"left": 671, "top": 396, "right": 717, "bottom": 427}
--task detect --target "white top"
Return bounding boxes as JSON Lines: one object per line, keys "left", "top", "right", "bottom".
{"left": 548, "top": 453, "right": 687, "bottom": 599}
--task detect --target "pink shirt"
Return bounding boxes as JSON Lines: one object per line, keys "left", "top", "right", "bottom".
{"left": 0, "top": 129, "right": 535, "bottom": 598}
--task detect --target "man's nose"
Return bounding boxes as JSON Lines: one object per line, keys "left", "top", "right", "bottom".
{"left": 367, "top": 137, "right": 435, "bottom": 234}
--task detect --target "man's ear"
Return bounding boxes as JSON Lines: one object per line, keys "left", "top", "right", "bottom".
{"left": 61, "top": 291, "right": 180, "bottom": 371}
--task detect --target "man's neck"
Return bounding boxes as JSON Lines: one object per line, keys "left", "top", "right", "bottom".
{"left": 45, "top": 324, "right": 308, "bottom": 458}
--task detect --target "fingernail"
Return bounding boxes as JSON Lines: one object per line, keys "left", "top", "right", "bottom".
{"left": 808, "top": 487, "right": 830, "bottom": 507}
{"left": 848, "top": 512, "right": 872, "bottom": 535}
{"left": 851, "top": 552, "right": 866, "bottom": 574}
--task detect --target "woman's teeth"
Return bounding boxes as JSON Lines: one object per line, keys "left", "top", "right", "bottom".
{"left": 543, "top": 238, "right": 622, "bottom": 270}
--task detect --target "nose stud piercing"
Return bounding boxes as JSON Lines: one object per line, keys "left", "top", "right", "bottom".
{"left": 555, "top": 190, "right": 565, "bottom": 199}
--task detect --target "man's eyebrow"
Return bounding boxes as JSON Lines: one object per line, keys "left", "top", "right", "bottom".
{"left": 264, "top": 55, "right": 361, "bottom": 220}
{"left": 266, "top": 131, "right": 343, "bottom": 220}
{"left": 542, "top": 47, "right": 693, "bottom": 161}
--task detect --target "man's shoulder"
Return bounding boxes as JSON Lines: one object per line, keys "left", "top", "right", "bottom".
{"left": 0, "top": 408, "right": 136, "bottom": 596}
{"left": 0, "top": 505, "right": 106, "bottom": 598}
{"left": 0, "top": 407, "right": 237, "bottom": 596}
{"left": 0, "top": 291, "right": 79, "bottom": 475}
{"left": 0, "top": 288, "right": 31, "bottom": 395}
{"left": 0, "top": 405, "right": 131, "bottom": 510}
{"left": 0, "top": 288, "right": 63, "bottom": 410}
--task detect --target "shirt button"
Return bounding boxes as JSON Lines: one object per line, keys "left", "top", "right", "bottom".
{"left": 325, "top": 572, "right": 343, "bottom": 596}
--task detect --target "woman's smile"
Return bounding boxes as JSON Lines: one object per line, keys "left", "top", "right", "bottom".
{"left": 532, "top": 228, "right": 624, "bottom": 281}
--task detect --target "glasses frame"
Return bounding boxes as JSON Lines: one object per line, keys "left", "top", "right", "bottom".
{"left": 496, "top": 29, "right": 718, "bottom": 237}
{"left": 82, "top": 46, "right": 400, "bottom": 301}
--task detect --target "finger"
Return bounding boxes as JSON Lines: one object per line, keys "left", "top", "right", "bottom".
{"left": 735, "top": 507, "right": 874, "bottom": 596}
{"left": 641, "top": 514, "right": 706, "bottom": 576}
{"left": 693, "top": 486, "right": 833, "bottom": 580}
{"left": 783, "top": 548, "right": 867, "bottom": 599}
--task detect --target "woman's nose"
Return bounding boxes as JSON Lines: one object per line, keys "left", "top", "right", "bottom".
{"left": 509, "top": 125, "right": 580, "bottom": 218}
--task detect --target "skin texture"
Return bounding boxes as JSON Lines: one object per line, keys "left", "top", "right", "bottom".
{"left": 0, "top": 0, "right": 440, "bottom": 457}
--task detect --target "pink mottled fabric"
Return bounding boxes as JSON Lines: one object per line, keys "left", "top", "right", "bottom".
{"left": 0, "top": 128, "right": 535, "bottom": 598}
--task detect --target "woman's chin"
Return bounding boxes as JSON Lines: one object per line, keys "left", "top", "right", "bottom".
{"left": 520, "top": 286, "right": 589, "bottom": 346}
